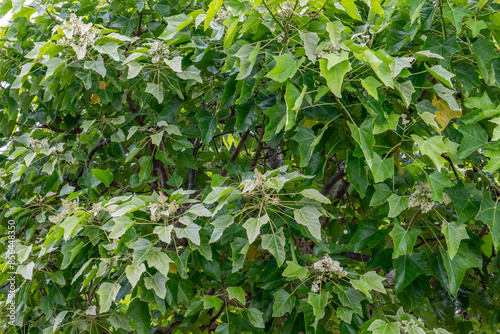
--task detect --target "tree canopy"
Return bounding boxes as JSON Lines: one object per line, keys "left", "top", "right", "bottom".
{"left": 1, "top": 0, "right": 500, "bottom": 332}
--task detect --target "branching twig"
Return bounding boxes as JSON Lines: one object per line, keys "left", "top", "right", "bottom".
{"left": 221, "top": 130, "right": 250, "bottom": 177}
{"left": 441, "top": 153, "right": 459, "bottom": 181}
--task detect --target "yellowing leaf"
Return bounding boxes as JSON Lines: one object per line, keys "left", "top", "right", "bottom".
{"left": 432, "top": 95, "right": 461, "bottom": 131}
{"left": 91, "top": 94, "right": 100, "bottom": 104}
{"left": 99, "top": 81, "right": 109, "bottom": 90}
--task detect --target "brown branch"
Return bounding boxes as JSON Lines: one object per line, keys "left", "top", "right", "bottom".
{"left": 250, "top": 116, "right": 266, "bottom": 171}
{"left": 199, "top": 301, "right": 226, "bottom": 332}
{"left": 70, "top": 138, "right": 111, "bottom": 186}
{"left": 126, "top": 93, "right": 145, "bottom": 126}
{"left": 320, "top": 161, "right": 346, "bottom": 196}
{"left": 17, "top": 123, "right": 82, "bottom": 134}
{"left": 344, "top": 252, "right": 371, "bottom": 262}
{"left": 479, "top": 225, "right": 489, "bottom": 238}
{"left": 0, "top": 50, "right": 16, "bottom": 62}
{"left": 221, "top": 130, "right": 250, "bottom": 177}
{"left": 414, "top": 236, "right": 445, "bottom": 248}
{"left": 441, "top": 153, "right": 460, "bottom": 181}
{"left": 155, "top": 321, "right": 182, "bottom": 334}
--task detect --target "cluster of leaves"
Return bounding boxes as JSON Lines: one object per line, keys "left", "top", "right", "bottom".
{"left": 1, "top": 0, "right": 500, "bottom": 332}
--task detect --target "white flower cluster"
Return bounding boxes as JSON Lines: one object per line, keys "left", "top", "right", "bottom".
{"left": 408, "top": 181, "right": 451, "bottom": 213}
{"left": 317, "top": 42, "right": 343, "bottom": 58}
{"left": 313, "top": 254, "right": 348, "bottom": 276}
{"left": 311, "top": 255, "right": 347, "bottom": 292}
{"left": 149, "top": 40, "right": 170, "bottom": 64}
{"left": 85, "top": 305, "right": 97, "bottom": 316}
{"left": 49, "top": 199, "right": 78, "bottom": 223}
{"left": 149, "top": 193, "right": 180, "bottom": 222}
{"left": 400, "top": 319, "right": 419, "bottom": 334}
{"left": 29, "top": 138, "right": 49, "bottom": 150}
{"left": 216, "top": 7, "right": 230, "bottom": 23}
{"left": 56, "top": 13, "right": 98, "bottom": 47}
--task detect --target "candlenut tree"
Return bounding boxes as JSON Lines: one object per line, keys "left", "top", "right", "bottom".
{"left": 1, "top": 0, "right": 500, "bottom": 333}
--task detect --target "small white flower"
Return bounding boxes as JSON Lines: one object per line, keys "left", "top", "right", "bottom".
{"left": 85, "top": 305, "right": 97, "bottom": 316}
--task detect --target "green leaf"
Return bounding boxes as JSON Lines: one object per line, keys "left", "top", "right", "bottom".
{"left": 426, "top": 171, "right": 454, "bottom": 202}
{"left": 394, "top": 253, "right": 426, "bottom": 292}
{"left": 326, "top": 21, "right": 345, "bottom": 46}
{"left": 483, "top": 150, "right": 500, "bottom": 173}
{"left": 60, "top": 215, "right": 81, "bottom": 241}
{"left": 470, "top": 38, "right": 498, "bottom": 85}
{"left": 465, "top": 19, "right": 487, "bottom": 37}
{"left": 177, "top": 65, "right": 203, "bottom": 83}
{"left": 264, "top": 101, "right": 287, "bottom": 141}
{"left": 150, "top": 130, "right": 164, "bottom": 147}
{"left": 175, "top": 224, "right": 201, "bottom": 245}
{"left": 443, "top": 5, "right": 472, "bottom": 34}
{"left": 363, "top": 50, "right": 394, "bottom": 88}
{"left": 293, "top": 125, "right": 316, "bottom": 167}
{"left": 348, "top": 118, "right": 375, "bottom": 168}
{"left": 389, "top": 224, "right": 419, "bottom": 258}
{"left": 441, "top": 221, "right": 468, "bottom": 260}
{"left": 352, "top": 271, "right": 386, "bottom": 297}
{"left": 370, "top": 183, "right": 391, "bottom": 206}
{"left": 445, "top": 182, "right": 481, "bottom": 224}
{"left": 272, "top": 289, "right": 297, "bottom": 317}
{"left": 145, "top": 83, "right": 164, "bottom": 104}
{"left": 146, "top": 251, "right": 173, "bottom": 278}
{"left": 319, "top": 58, "right": 351, "bottom": 98}
{"left": 475, "top": 193, "right": 500, "bottom": 249}
{"left": 159, "top": 14, "right": 193, "bottom": 40}
{"left": 340, "top": 0, "right": 362, "bottom": 20}
{"left": 125, "top": 263, "right": 146, "bottom": 287}
{"left": 346, "top": 153, "right": 369, "bottom": 197}
{"left": 371, "top": 154, "right": 394, "bottom": 183}
{"left": 98, "top": 282, "right": 120, "bottom": 313}
{"left": 308, "top": 292, "right": 329, "bottom": 329}
{"left": 300, "top": 189, "right": 331, "bottom": 204}
{"left": 395, "top": 81, "right": 415, "bottom": 107}
{"left": 282, "top": 261, "right": 308, "bottom": 280}
{"left": 126, "top": 299, "right": 151, "bottom": 334}
{"left": 368, "top": 320, "right": 400, "bottom": 334}
{"left": 91, "top": 168, "right": 114, "bottom": 187}
{"left": 261, "top": 227, "right": 286, "bottom": 266}
{"left": 267, "top": 54, "right": 305, "bottom": 83}
{"left": 387, "top": 194, "right": 409, "bottom": 218}
{"left": 209, "top": 214, "right": 234, "bottom": 243}
{"left": 242, "top": 214, "right": 269, "bottom": 244}
{"left": 153, "top": 225, "right": 173, "bottom": 244}
{"left": 338, "top": 288, "right": 365, "bottom": 315}
{"left": 205, "top": 0, "right": 223, "bottom": 30}
{"left": 440, "top": 245, "right": 477, "bottom": 297}
{"left": 456, "top": 123, "right": 488, "bottom": 159}
{"left": 245, "top": 308, "right": 265, "bottom": 328}
{"left": 426, "top": 65, "right": 456, "bottom": 89}
{"left": 294, "top": 205, "right": 322, "bottom": 240}
{"left": 361, "top": 76, "right": 382, "bottom": 100}
{"left": 227, "top": 286, "right": 246, "bottom": 306}
{"left": 94, "top": 42, "right": 120, "bottom": 61}
{"left": 144, "top": 272, "right": 168, "bottom": 298}
{"left": 412, "top": 135, "right": 447, "bottom": 169}
{"left": 299, "top": 31, "right": 320, "bottom": 62}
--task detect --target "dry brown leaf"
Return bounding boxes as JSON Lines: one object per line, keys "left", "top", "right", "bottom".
{"left": 91, "top": 93, "right": 100, "bottom": 104}
{"left": 432, "top": 95, "right": 461, "bottom": 131}
{"left": 99, "top": 81, "right": 109, "bottom": 90}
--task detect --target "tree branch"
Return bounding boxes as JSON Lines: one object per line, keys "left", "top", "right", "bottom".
{"left": 126, "top": 93, "right": 145, "bottom": 126}
{"left": 320, "top": 161, "right": 346, "bottom": 196}
{"left": 221, "top": 130, "right": 250, "bottom": 177}
{"left": 70, "top": 138, "right": 111, "bottom": 186}
{"left": 441, "top": 153, "right": 459, "bottom": 181}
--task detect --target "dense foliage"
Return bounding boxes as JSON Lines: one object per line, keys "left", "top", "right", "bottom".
{"left": 1, "top": 0, "right": 500, "bottom": 332}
